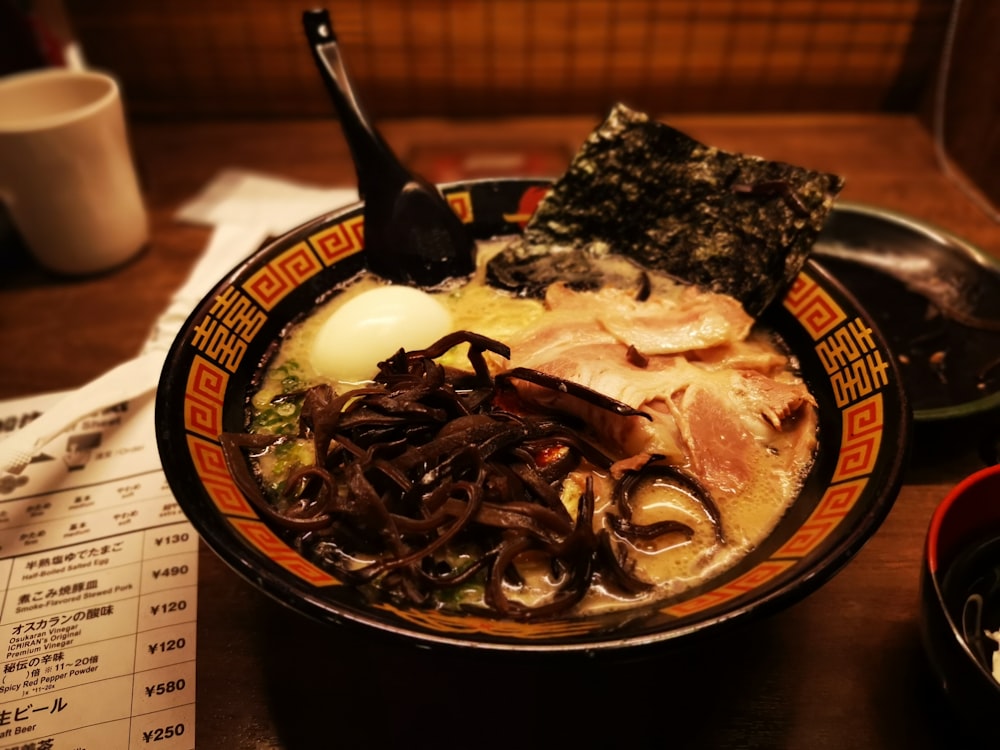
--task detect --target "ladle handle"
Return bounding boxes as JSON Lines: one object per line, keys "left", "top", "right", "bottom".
{"left": 302, "top": 9, "right": 410, "bottom": 195}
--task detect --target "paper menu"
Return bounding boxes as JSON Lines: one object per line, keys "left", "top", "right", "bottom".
{"left": 0, "top": 391, "right": 196, "bottom": 750}
{"left": 0, "top": 169, "right": 360, "bottom": 750}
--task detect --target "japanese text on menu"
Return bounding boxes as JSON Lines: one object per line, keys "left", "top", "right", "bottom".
{"left": 0, "top": 392, "right": 196, "bottom": 750}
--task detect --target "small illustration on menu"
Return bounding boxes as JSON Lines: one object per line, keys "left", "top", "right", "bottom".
{"left": 62, "top": 433, "right": 101, "bottom": 472}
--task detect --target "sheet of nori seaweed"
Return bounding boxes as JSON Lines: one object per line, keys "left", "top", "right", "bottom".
{"left": 493, "top": 103, "right": 844, "bottom": 316}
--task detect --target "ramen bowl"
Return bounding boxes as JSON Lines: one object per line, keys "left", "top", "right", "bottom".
{"left": 155, "top": 177, "right": 910, "bottom": 654}
{"left": 920, "top": 463, "right": 1000, "bottom": 742}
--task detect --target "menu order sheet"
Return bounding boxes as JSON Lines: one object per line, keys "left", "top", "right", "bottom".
{"left": 0, "top": 391, "right": 196, "bottom": 750}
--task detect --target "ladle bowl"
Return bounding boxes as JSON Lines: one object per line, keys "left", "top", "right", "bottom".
{"left": 303, "top": 8, "right": 475, "bottom": 287}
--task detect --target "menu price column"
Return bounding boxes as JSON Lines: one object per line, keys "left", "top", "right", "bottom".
{"left": 128, "top": 525, "right": 198, "bottom": 750}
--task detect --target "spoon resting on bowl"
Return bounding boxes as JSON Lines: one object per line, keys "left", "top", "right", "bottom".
{"left": 302, "top": 8, "right": 476, "bottom": 287}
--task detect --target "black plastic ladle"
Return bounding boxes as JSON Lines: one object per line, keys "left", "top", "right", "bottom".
{"left": 303, "top": 8, "right": 475, "bottom": 287}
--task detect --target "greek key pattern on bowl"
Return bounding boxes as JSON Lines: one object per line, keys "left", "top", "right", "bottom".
{"left": 243, "top": 241, "right": 324, "bottom": 311}
{"left": 775, "top": 478, "right": 868, "bottom": 558}
{"left": 783, "top": 271, "right": 847, "bottom": 338}
{"left": 832, "top": 394, "right": 884, "bottom": 481}
{"left": 182, "top": 355, "right": 228, "bottom": 440}
{"left": 308, "top": 214, "right": 364, "bottom": 266}
{"left": 663, "top": 560, "right": 795, "bottom": 618}
{"left": 228, "top": 517, "right": 339, "bottom": 586}
{"left": 443, "top": 190, "right": 473, "bottom": 223}
{"left": 186, "top": 434, "right": 255, "bottom": 517}
{"left": 376, "top": 601, "right": 606, "bottom": 638}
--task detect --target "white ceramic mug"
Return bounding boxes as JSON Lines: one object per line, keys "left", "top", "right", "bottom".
{"left": 0, "top": 68, "right": 148, "bottom": 275}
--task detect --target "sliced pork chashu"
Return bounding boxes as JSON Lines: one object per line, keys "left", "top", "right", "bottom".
{"left": 498, "top": 284, "right": 817, "bottom": 502}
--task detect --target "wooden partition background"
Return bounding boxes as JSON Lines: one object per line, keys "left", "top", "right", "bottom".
{"left": 62, "top": 0, "right": 954, "bottom": 120}
{"left": 56, "top": 0, "right": 997, "bottom": 207}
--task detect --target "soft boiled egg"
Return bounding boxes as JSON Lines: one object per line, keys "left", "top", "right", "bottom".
{"left": 310, "top": 285, "right": 454, "bottom": 384}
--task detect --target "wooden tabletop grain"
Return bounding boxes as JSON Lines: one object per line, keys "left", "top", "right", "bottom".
{"left": 1, "top": 114, "right": 998, "bottom": 749}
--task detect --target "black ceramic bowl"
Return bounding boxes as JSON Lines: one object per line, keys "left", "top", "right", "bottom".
{"left": 155, "top": 177, "right": 910, "bottom": 654}
{"left": 921, "top": 463, "right": 1000, "bottom": 742}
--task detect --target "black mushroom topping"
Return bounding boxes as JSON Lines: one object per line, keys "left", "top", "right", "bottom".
{"left": 221, "top": 331, "right": 671, "bottom": 620}
{"left": 596, "top": 464, "right": 727, "bottom": 592}
{"left": 219, "top": 330, "right": 742, "bottom": 619}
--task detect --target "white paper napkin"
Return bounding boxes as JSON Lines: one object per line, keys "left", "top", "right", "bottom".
{"left": 175, "top": 167, "right": 358, "bottom": 236}
{"left": 0, "top": 169, "right": 358, "bottom": 475}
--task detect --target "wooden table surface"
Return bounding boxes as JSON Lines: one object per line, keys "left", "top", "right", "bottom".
{"left": 1, "top": 113, "right": 999, "bottom": 749}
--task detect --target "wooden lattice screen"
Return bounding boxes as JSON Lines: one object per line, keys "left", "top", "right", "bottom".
{"left": 62, "top": 0, "right": 953, "bottom": 120}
